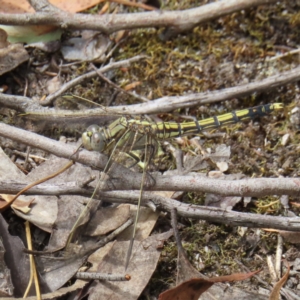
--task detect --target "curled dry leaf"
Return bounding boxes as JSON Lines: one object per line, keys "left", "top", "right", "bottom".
{"left": 0, "top": 194, "right": 33, "bottom": 214}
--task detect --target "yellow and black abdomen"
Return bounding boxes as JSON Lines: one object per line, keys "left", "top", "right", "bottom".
{"left": 152, "top": 103, "right": 283, "bottom": 140}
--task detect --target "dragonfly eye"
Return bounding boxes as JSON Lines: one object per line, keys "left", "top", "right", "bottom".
{"left": 82, "top": 125, "right": 106, "bottom": 152}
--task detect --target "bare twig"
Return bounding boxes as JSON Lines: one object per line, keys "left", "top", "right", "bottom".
{"left": 267, "top": 47, "right": 300, "bottom": 62}
{"left": 1, "top": 122, "right": 300, "bottom": 196}
{"left": 2, "top": 174, "right": 300, "bottom": 198}
{"left": 170, "top": 208, "right": 184, "bottom": 255}
{"left": 3, "top": 64, "right": 300, "bottom": 125}
{"left": 0, "top": 55, "right": 144, "bottom": 113}
{"left": 2, "top": 183, "right": 300, "bottom": 232}
{"left": 75, "top": 272, "right": 131, "bottom": 281}
{"left": 267, "top": 255, "right": 278, "bottom": 281}
{"left": 42, "top": 55, "right": 147, "bottom": 105}
{"left": 0, "top": 121, "right": 141, "bottom": 189}
{"left": 87, "top": 190, "right": 300, "bottom": 232}
{"left": 275, "top": 234, "right": 283, "bottom": 278}
{"left": 91, "top": 64, "right": 149, "bottom": 103}
{"left": 0, "top": 0, "right": 277, "bottom": 36}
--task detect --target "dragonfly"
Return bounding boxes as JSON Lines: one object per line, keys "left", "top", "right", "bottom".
{"left": 71, "top": 102, "right": 283, "bottom": 269}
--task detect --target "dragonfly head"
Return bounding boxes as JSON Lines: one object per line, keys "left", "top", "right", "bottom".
{"left": 82, "top": 125, "right": 106, "bottom": 152}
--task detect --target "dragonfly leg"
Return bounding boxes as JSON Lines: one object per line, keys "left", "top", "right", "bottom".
{"left": 133, "top": 143, "right": 157, "bottom": 189}
{"left": 127, "top": 141, "right": 155, "bottom": 165}
{"left": 126, "top": 151, "right": 143, "bottom": 169}
{"left": 125, "top": 136, "right": 155, "bottom": 269}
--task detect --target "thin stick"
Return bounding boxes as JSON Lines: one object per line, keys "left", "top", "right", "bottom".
{"left": 170, "top": 208, "right": 182, "bottom": 253}
{"left": 75, "top": 272, "right": 131, "bottom": 281}
{"left": 275, "top": 234, "right": 283, "bottom": 279}
{"left": 0, "top": 0, "right": 277, "bottom": 36}
{"left": 24, "top": 221, "right": 41, "bottom": 300}
{"left": 9, "top": 64, "right": 300, "bottom": 118}
{"left": 91, "top": 64, "right": 149, "bottom": 102}
{"left": 42, "top": 55, "right": 147, "bottom": 105}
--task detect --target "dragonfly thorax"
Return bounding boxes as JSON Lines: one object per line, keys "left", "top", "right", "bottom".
{"left": 82, "top": 125, "right": 108, "bottom": 152}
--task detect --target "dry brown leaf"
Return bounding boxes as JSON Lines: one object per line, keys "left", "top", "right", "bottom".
{"left": 51, "top": 0, "right": 105, "bottom": 13}
{"left": 290, "top": 201, "right": 300, "bottom": 207}
{"left": 159, "top": 270, "right": 261, "bottom": 300}
{"left": 0, "top": 43, "right": 29, "bottom": 75}
{"left": 0, "top": 146, "right": 27, "bottom": 197}
{"left": 0, "top": 214, "right": 30, "bottom": 296}
{"left": 86, "top": 241, "right": 116, "bottom": 272}
{"left": 269, "top": 261, "right": 290, "bottom": 300}
{"left": 160, "top": 278, "right": 214, "bottom": 300}
{"left": 0, "top": 0, "right": 105, "bottom": 14}
{"left": 0, "top": 0, "right": 106, "bottom": 42}
{"left": 0, "top": 0, "right": 34, "bottom": 13}
{"left": 24, "top": 155, "right": 98, "bottom": 246}
{"left": 0, "top": 29, "right": 8, "bottom": 48}
{"left": 175, "top": 226, "right": 205, "bottom": 285}
{"left": 263, "top": 228, "right": 300, "bottom": 244}
{"left": 278, "top": 231, "right": 300, "bottom": 244}
{"left": 86, "top": 204, "right": 131, "bottom": 236}
{"left": 117, "top": 205, "right": 160, "bottom": 241}
{"left": 88, "top": 230, "right": 173, "bottom": 300}
{"left": 0, "top": 194, "right": 33, "bottom": 213}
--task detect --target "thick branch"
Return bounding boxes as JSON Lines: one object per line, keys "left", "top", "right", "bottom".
{"left": 0, "top": 122, "right": 300, "bottom": 196}
{"left": 1, "top": 185, "right": 299, "bottom": 232}
{"left": 104, "top": 191, "right": 300, "bottom": 232}
{"left": 1, "top": 174, "right": 300, "bottom": 196}
{"left": 0, "top": 0, "right": 276, "bottom": 35}
{"left": 2, "top": 64, "right": 299, "bottom": 127}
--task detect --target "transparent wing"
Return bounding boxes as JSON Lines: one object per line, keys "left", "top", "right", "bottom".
{"left": 66, "top": 119, "right": 155, "bottom": 270}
